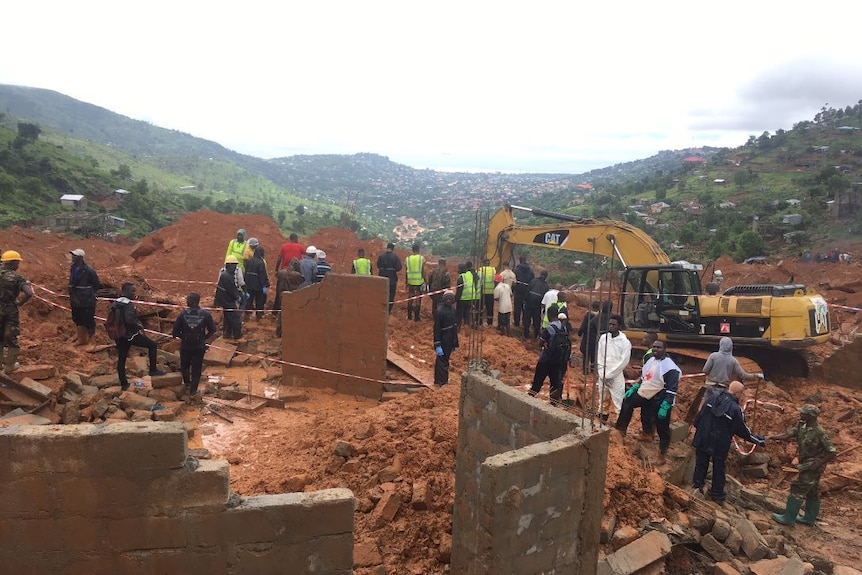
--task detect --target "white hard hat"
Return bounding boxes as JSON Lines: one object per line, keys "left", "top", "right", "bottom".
{"left": 70, "top": 249, "right": 86, "bottom": 257}
{"left": 316, "top": 250, "right": 326, "bottom": 259}
{"left": 558, "top": 313, "right": 568, "bottom": 320}
{"left": 306, "top": 245, "right": 317, "bottom": 254}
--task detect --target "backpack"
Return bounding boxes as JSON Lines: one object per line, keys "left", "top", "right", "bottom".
{"left": 105, "top": 302, "right": 127, "bottom": 340}
{"left": 545, "top": 323, "right": 572, "bottom": 363}
{"left": 181, "top": 309, "right": 208, "bottom": 347}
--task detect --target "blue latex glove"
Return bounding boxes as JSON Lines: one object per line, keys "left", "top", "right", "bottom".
{"left": 262, "top": 287, "right": 268, "bottom": 295}
{"left": 435, "top": 345, "right": 444, "bottom": 357}
{"left": 245, "top": 292, "right": 251, "bottom": 299}
{"left": 625, "top": 382, "right": 641, "bottom": 399}
{"left": 657, "top": 400, "right": 672, "bottom": 420}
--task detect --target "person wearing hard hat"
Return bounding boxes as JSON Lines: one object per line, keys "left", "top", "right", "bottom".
{"left": 215, "top": 255, "right": 243, "bottom": 339}
{"left": 225, "top": 229, "right": 248, "bottom": 271}
{"left": 68, "top": 248, "right": 100, "bottom": 347}
{"left": 299, "top": 245, "right": 318, "bottom": 288}
{"left": 768, "top": 404, "right": 836, "bottom": 526}
{"left": 315, "top": 250, "right": 332, "bottom": 283}
{"left": 0, "top": 250, "right": 34, "bottom": 372}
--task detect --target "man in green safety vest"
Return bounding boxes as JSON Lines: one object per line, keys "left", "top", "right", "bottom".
{"left": 456, "top": 261, "right": 480, "bottom": 328}
{"left": 404, "top": 243, "right": 426, "bottom": 322}
{"left": 478, "top": 259, "right": 497, "bottom": 326}
{"left": 352, "top": 248, "right": 373, "bottom": 275}
{"left": 225, "top": 228, "right": 248, "bottom": 271}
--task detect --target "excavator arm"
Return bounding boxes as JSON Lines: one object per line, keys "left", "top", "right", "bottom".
{"left": 485, "top": 204, "right": 671, "bottom": 268}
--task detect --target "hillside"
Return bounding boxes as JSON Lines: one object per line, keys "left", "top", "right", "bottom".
{"left": 2, "top": 83, "right": 861, "bottom": 266}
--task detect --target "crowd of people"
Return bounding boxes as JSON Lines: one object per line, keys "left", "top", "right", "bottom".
{"left": 0, "top": 232, "right": 840, "bottom": 526}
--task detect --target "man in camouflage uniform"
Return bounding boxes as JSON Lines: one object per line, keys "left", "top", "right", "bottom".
{"left": 768, "top": 404, "right": 836, "bottom": 526}
{"left": 0, "top": 250, "right": 34, "bottom": 373}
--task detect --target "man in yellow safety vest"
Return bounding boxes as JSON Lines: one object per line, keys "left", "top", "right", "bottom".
{"left": 404, "top": 243, "right": 426, "bottom": 322}
{"left": 478, "top": 259, "right": 497, "bottom": 326}
{"left": 352, "top": 248, "right": 372, "bottom": 275}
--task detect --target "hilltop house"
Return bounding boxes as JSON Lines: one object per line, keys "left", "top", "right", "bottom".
{"left": 60, "top": 194, "right": 86, "bottom": 209}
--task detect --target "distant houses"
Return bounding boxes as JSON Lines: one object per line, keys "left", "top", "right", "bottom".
{"left": 60, "top": 194, "right": 86, "bottom": 209}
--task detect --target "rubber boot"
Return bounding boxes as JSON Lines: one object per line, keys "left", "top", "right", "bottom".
{"left": 772, "top": 495, "right": 802, "bottom": 526}
{"left": 796, "top": 499, "right": 820, "bottom": 526}
{"left": 4, "top": 347, "right": 20, "bottom": 373}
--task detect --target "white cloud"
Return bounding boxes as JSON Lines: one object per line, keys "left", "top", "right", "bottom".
{"left": 2, "top": 1, "right": 861, "bottom": 173}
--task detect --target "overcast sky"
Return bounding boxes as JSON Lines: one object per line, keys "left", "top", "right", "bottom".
{"left": 3, "top": 1, "right": 862, "bottom": 174}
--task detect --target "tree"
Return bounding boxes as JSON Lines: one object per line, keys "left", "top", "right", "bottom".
{"left": 295, "top": 205, "right": 305, "bottom": 217}
{"left": 735, "top": 231, "right": 767, "bottom": 261}
{"left": 277, "top": 210, "right": 286, "bottom": 226}
{"left": 16, "top": 122, "right": 41, "bottom": 143}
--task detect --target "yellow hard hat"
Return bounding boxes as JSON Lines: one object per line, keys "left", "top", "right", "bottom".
{"left": 1, "top": 250, "right": 22, "bottom": 262}
{"left": 225, "top": 255, "right": 239, "bottom": 264}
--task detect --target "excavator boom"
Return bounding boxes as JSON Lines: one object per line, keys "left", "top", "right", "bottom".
{"left": 485, "top": 204, "right": 671, "bottom": 268}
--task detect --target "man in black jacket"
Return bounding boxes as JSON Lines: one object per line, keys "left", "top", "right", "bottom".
{"left": 512, "top": 256, "right": 534, "bottom": 328}
{"left": 523, "top": 270, "right": 549, "bottom": 339}
{"left": 215, "top": 256, "right": 243, "bottom": 339}
{"left": 691, "top": 380, "right": 765, "bottom": 502}
{"left": 433, "top": 291, "right": 459, "bottom": 385}
{"left": 68, "top": 249, "right": 100, "bottom": 346}
{"left": 243, "top": 246, "right": 269, "bottom": 319}
{"left": 377, "top": 242, "right": 402, "bottom": 314}
{"left": 172, "top": 292, "right": 216, "bottom": 398}
{"left": 110, "top": 282, "right": 165, "bottom": 391}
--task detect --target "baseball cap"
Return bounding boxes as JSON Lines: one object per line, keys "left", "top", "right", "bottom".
{"left": 316, "top": 250, "right": 326, "bottom": 259}
{"left": 494, "top": 274, "right": 503, "bottom": 282}
{"left": 306, "top": 245, "right": 317, "bottom": 254}
{"left": 70, "top": 249, "right": 86, "bottom": 257}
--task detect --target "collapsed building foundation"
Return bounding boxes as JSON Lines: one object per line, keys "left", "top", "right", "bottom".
{"left": 1, "top": 274, "right": 610, "bottom": 574}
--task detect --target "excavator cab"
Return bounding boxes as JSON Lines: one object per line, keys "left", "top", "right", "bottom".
{"left": 621, "top": 265, "right": 702, "bottom": 335}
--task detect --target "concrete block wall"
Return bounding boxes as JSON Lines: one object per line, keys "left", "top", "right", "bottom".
{"left": 0, "top": 422, "right": 355, "bottom": 575}
{"left": 821, "top": 333, "right": 862, "bottom": 389}
{"left": 451, "top": 371, "right": 609, "bottom": 575}
{"left": 282, "top": 274, "right": 390, "bottom": 399}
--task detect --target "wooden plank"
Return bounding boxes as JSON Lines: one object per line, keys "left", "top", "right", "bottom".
{"left": 219, "top": 389, "right": 289, "bottom": 409}
{"left": 206, "top": 396, "right": 267, "bottom": 412}
{"left": 386, "top": 347, "right": 434, "bottom": 386}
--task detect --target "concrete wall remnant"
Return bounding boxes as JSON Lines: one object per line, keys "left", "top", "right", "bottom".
{"left": 281, "top": 274, "right": 390, "bottom": 400}
{"left": 451, "top": 371, "right": 609, "bottom": 574}
{"left": 0, "top": 422, "right": 355, "bottom": 574}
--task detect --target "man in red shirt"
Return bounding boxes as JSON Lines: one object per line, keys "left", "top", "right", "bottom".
{"left": 276, "top": 233, "right": 305, "bottom": 271}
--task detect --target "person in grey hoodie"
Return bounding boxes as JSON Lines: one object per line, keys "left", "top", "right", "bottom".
{"left": 702, "top": 337, "right": 763, "bottom": 392}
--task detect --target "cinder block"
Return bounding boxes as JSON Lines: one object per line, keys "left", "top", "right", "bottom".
{"left": 605, "top": 530, "right": 672, "bottom": 575}
{"left": 701, "top": 533, "right": 734, "bottom": 563}
{"left": 714, "top": 562, "right": 742, "bottom": 575}
{"left": 669, "top": 421, "right": 690, "bottom": 443}
{"left": 240, "top": 489, "right": 355, "bottom": 541}
{"left": 104, "top": 516, "right": 189, "bottom": 551}
{"left": 732, "top": 516, "right": 770, "bottom": 561}
{"left": 0, "top": 422, "right": 187, "bottom": 479}
{"left": 2, "top": 516, "right": 107, "bottom": 553}
{"left": 234, "top": 533, "right": 354, "bottom": 573}
{"left": 142, "top": 459, "right": 230, "bottom": 513}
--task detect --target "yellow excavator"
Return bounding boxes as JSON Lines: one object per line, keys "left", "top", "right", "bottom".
{"left": 485, "top": 205, "right": 831, "bottom": 376}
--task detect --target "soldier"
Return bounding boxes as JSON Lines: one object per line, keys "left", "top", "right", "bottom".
{"left": 0, "top": 251, "right": 34, "bottom": 372}
{"left": 768, "top": 404, "right": 836, "bottom": 526}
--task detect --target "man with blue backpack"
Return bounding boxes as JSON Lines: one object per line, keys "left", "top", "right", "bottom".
{"left": 172, "top": 293, "right": 216, "bottom": 399}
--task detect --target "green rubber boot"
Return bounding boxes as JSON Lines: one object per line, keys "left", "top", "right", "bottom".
{"left": 772, "top": 495, "right": 802, "bottom": 526}
{"left": 796, "top": 500, "right": 820, "bottom": 526}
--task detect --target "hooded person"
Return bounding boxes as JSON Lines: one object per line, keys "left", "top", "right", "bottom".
{"left": 243, "top": 245, "right": 269, "bottom": 319}
{"left": 225, "top": 228, "right": 248, "bottom": 271}
{"left": 702, "top": 337, "right": 763, "bottom": 391}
